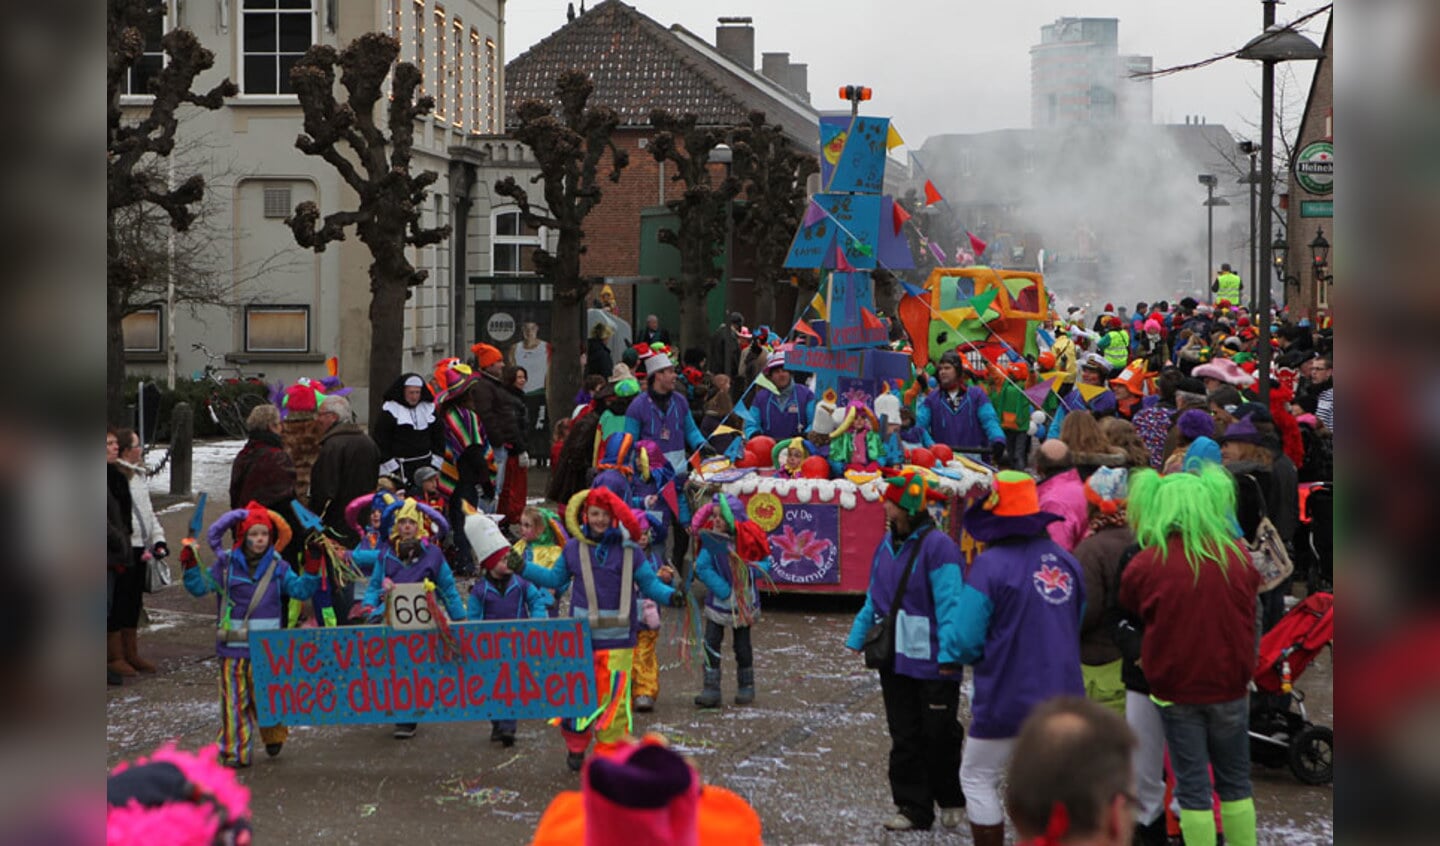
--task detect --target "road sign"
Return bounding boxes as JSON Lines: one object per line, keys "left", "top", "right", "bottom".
{"left": 1300, "top": 200, "right": 1332, "bottom": 218}
{"left": 1294, "top": 141, "right": 1333, "bottom": 195}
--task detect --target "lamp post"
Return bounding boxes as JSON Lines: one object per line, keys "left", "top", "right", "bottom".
{"left": 1238, "top": 140, "right": 1260, "bottom": 311}
{"left": 1310, "top": 227, "right": 1331, "bottom": 302}
{"left": 1236, "top": 0, "right": 1324, "bottom": 405}
{"left": 1198, "top": 174, "right": 1228, "bottom": 290}
{"left": 1271, "top": 234, "right": 1299, "bottom": 295}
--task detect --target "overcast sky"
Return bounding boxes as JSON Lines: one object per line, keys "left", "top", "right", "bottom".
{"left": 504, "top": 0, "right": 1329, "bottom": 146}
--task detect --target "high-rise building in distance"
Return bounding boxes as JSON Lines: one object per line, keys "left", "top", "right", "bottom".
{"left": 1031, "top": 17, "right": 1153, "bottom": 128}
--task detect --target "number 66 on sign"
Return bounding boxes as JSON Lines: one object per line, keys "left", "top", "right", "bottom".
{"left": 387, "top": 582, "right": 436, "bottom": 630}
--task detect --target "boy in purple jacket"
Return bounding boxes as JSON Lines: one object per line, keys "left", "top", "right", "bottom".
{"left": 468, "top": 550, "right": 553, "bottom": 747}
{"left": 181, "top": 502, "right": 321, "bottom": 768}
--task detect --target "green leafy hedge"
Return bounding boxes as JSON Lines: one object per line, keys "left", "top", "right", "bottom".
{"left": 123, "top": 376, "right": 270, "bottom": 441}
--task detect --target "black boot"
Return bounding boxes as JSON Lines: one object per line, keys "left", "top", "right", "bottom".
{"left": 1133, "top": 816, "right": 1168, "bottom": 846}
{"left": 693, "top": 666, "right": 722, "bottom": 708}
{"left": 735, "top": 666, "right": 755, "bottom": 705}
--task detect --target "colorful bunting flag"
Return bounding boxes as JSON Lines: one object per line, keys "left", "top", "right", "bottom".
{"left": 923, "top": 180, "right": 943, "bottom": 206}
{"left": 928, "top": 240, "right": 946, "bottom": 264}
{"left": 886, "top": 125, "right": 905, "bottom": 150}
{"left": 810, "top": 291, "right": 828, "bottom": 320}
{"left": 968, "top": 289, "right": 999, "bottom": 316}
{"left": 892, "top": 201, "right": 911, "bottom": 235}
{"left": 901, "top": 280, "right": 928, "bottom": 298}
{"left": 753, "top": 373, "right": 780, "bottom": 395}
{"left": 833, "top": 244, "right": 855, "bottom": 273}
{"left": 793, "top": 319, "right": 822, "bottom": 340}
{"left": 860, "top": 308, "right": 885, "bottom": 330}
{"left": 968, "top": 231, "right": 988, "bottom": 257}
{"left": 659, "top": 479, "right": 680, "bottom": 519}
{"left": 1023, "top": 381, "right": 1053, "bottom": 409}
{"left": 711, "top": 424, "right": 743, "bottom": 436}
{"left": 801, "top": 199, "right": 826, "bottom": 228}
{"left": 1076, "top": 384, "right": 1110, "bottom": 403}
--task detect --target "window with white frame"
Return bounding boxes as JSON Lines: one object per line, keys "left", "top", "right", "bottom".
{"left": 433, "top": 6, "right": 447, "bottom": 120}
{"left": 122, "top": 308, "right": 163, "bottom": 353}
{"left": 412, "top": 0, "right": 427, "bottom": 97}
{"left": 452, "top": 19, "right": 465, "bottom": 129}
{"left": 245, "top": 306, "right": 309, "bottom": 352}
{"left": 240, "top": 0, "right": 314, "bottom": 95}
{"left": 123, "top": 5, "right": 167, "bottom": 96}
{"left": 484, "top": 37, "right": 497, "bottom": 132}
{"left": 491, "top": 208, "right": 550, "bottom": 301}
{"left": 469, "top": 29, "right": 481, "bottom": 133}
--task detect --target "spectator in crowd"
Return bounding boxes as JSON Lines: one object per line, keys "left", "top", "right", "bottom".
{"left": 709, "top": 312, "right": 745, "bottom": 385}
{"left": 111, "top": 428, "right": 167, "bottom": 677}
{"left": 469, "top": 343, "right": 526, "bottom": 516}
{"left": 1072, "top": 467, "right": 1132, "bottom": 715}
{"left": 107, "top": 429, "right": 134, "bottom": 686}
{"left": 230, "top": 404, "right": 297, "bottom": 518}
{"left": 1035, "top": 440, "right": 1089, "bottom": 553}
{"left": 372, "top": 373, "right": 444, "bottom": 488}
{"left": 1004, "top": 697, "right": 1139, "bottom": 846}
{"left": 309, "top": 396, "right": 380, "bottom": 614}
{"left": 639, "top": 313, "right": 672, "bottom": 347}
{"left": 586, "top": 322, "right": 615, "bottom": 379}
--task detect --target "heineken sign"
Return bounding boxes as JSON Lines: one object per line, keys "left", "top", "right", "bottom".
{"left": 1294, "top": 141, "right": 1333, "bottom": 195}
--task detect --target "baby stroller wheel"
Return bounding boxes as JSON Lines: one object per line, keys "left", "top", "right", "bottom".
{"left": 1288, "top": 724, "right": 1333, "bottom": 785}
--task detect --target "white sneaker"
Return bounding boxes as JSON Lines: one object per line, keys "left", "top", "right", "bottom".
{"left": 882, "top": 813, "right": 916, "bottom": 831}
{"left": 940, "top": 807, "right": 966, "bottom": 829}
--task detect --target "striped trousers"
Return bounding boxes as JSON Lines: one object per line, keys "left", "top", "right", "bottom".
{"left": 218, "top": 656, "right": 288, "bottom": 767}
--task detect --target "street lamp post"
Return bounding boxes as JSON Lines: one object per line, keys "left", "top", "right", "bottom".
{"left": 1271, "top": 234, "right": 1299, "bottom": 297}
{"left": 1310, "top": 227, "right": 1331, "bottom": 298}
{"left": 1238, "top": 141, "right": 1260, "bottom": 311}
{"left": 1198, "top": 174, "right": 1229, "bottom": 291}
{"left": 1236, "top": 0, "right": 1324, "bottom": 405}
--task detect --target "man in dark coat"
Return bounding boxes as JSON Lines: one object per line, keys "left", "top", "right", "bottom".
{"left": 708, "top": 312, "right": 744, "bottom": 383}
{"left": 309, "top": 396, "right": 380, "bottom": 549}
{"left": 469, "top": 344, "right": 526, "bottom": 513}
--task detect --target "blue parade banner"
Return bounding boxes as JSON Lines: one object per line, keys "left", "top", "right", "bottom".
{"left": 878, "top": 197, "right": 917, "bottom": 270}
{"left": 784, "top": 194, "right": 882, "bottom": 269}
{"left": 768, "top": 502, "right": 841, "bottom": 585}
{"left": 828, "top": 273, "right": 887, "bottom": 349}
{"left": 819, "top": 115, "right": 891, "bottom": 194}
{"left": 250, "top": 619, "right": 596, "bottom": 726}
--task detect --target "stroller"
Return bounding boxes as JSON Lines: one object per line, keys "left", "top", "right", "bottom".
{"left": 1249, "top": 592, "right": 1334, "bottom": 784}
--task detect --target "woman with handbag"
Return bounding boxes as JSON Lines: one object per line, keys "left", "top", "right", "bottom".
{"left": 1220, "top": 413, "right": 1298, "bottom": 632}
{"left": 110, "top": 428, "right": 168, "bottom": 676}
{"left": 845, "top": 471, "right": 968, "bottom": 833}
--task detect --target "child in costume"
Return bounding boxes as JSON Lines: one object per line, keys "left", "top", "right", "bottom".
{"left": 180, "top": 501, "right": 322, "bottom": 767}
{"left": 691, "top": 494, "right": 774, "bottom": 708}
{"left": 626, "top": 440, "right": 676, "bottom": 713}
{"left": 514, "top": 506, "right": 569, "bottom": 617}
{"left": 359, "top": 497, "right": 467, "bottom": 740}
{"left": 512, "top": 486, "right": 684, "bottom": 772}
{"left": 468, "top": 542, "right": 553, "bottom": 747}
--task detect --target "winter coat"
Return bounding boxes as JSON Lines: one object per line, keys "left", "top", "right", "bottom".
{"left": 184, "top": 545, "right": 318, "bottom": 659}
{"left": 373, "top": 373, "right": 445, "bottom": 477}
{"left": 362, "top": 539, "right": 467, "bottom": 621}
{"left": 624, "top": 390, "right": 705, "bottom": 472}
{"left": 309, "top": 423, "right": 381, "bottom": 548}
{"left": 586, "top": 337, "right": 614, "bottom": 379}
{"left": 1036, "top": 469, "right": 1088, "bottom": 552}
{"left": 1131, "top": 405, "right": 1176, "bottom": 470}
{"left": 709, "top": 325, "right": 741, "bottom": 380}
{"left": 1073, "top": 525, "right": 1134, "bottom": 665}
{"left": 127, "top": 470, "right": 166, "bottom": 551}
{"left": 695, "top": 541, "right": 773, "bottom": 627}
{"left": 638, "top": 326, "right": 671, "bottom": 347}
{"left": 917, "top": 386, "right": 1005, "bottom": 452}
{"left": 229, "top": 430, "right": 297, "bottom": 514}
{"left": 470, "top": 373, "right": 525, "bottom": 452}
{"left": 845, "top": 524, "right": 968, "bottom": 681}
{"left": 522, "top": 529, "right": 676, "bottom": 651}
{"left": 1118, "top": 536, "right": 1259, "bottom": 704}
{"left": 107, "top": 465, "right": 133, "bottom": 572}
{"left": 281, "top": 414, "right": 323, "bottom": 499}
{"left": 467, "top": 573, "right": 552, "bottom": 621}
{"left": 743, "top": 383, "right": 816, "bottom": 442}
{"left": 952, "top": 535, "right": 1086, "bottom": 739}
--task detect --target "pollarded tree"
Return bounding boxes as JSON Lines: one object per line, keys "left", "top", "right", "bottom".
{"left": 495, "top": 71, "right": 628, "bottom": 425}
{"left": 730, "top": 111, "right": 819, "bottom": 330}
{"left": 286, "top": 33, "right": 450, "bottom": 426}
{"left": 648, "top": 110, "right": 741, "bottom": 352}
{"left": 107, "top": 0, "right": 236, "bottom": 424}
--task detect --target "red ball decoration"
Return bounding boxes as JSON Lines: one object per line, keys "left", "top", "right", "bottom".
{"left": 909, "top": 447, "right": 936, "bottom": 468}
{"left": 930, "top": 443, "right": 954, "bottom": 464}
{"left": 800, "top": 455, "right": 832, "bottom": 479}
{"left": 748, "top": 436, "right": 777, "bottom": 459}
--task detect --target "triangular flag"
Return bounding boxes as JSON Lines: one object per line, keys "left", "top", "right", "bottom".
{"left": 892, "top": 201, "right": 912, "bottom": 235}
{"left": 711, "top": 424, "right": 743, "bottom": 436}
{"left": 928, "top": 240, "right": 946, "bottom": 264}
{"left": 861, "top": 307, "right": 885, "bottom": 330}
{"left": 1076, "top": 383, "right": 1110, "bottom": 403}
{"left": 802, "top": 199, "right": 826, "bottom": 228}
{"left": 810, "top": 291, "right": 828, "bottom": 320}
{"left": 794, "top": 318, "right": 821, "bottom": 341}
{"left": 968, "top": 231, "right": 988, "bottom": 256}
{"left": 753, "top": 373, "right": 780, "bottom": 395}
{"left": 689, "top": 451, "right": 704, "bottom": 475}
{"left": 901, "top": 280, "right": 927, "bottom": 298}
{"left": 924, "top": 180, "right": 943, "bottom": 206}
{"left": 886, "top": 125, "right": 905, "bottom": 150}
{"left": 968, "top": 289, "right": 999, "bottom": 316}
{"left": 1043, "top": 373, "right": 1066, "bottom": 392}
{"left": 1024, "top": 382, "right": 1053, "bottom": 409}
{"left": 833, "top": 244, "right": 855, "bottom": 273}
{"left": 659, "top": 479, "right": 680, "bottom": 519}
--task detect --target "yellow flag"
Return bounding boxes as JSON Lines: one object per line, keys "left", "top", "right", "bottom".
{"left": 886, "top": 125, "right": 904, "bottom": 150}
{"left": 1076, "top": 383, "right": 1110, "bottom": 403}
{"left": 711, "top": 424, "right": 743, "bottom": 436}
{"left": 810, "top": 292, "right": 828, "bottom": 320}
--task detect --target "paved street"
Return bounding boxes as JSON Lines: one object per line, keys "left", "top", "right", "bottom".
{"left": 110, "top": 474, "right": 1332, "bottom": 844}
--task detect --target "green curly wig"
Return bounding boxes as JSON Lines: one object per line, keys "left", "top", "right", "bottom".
{"left": 1127, "top": 465, "right": 1243, "bottom": 579}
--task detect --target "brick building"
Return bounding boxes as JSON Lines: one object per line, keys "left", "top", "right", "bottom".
{"left": 1283, "top": 20, "right": 1333, "bottom": 321}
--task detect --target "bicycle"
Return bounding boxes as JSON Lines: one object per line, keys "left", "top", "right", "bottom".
{"left": 192, "top": 342, "right": 267, "bottom": 439}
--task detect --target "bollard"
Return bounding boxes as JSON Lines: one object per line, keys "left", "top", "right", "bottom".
{"left": 170, "top": 401, "right": 193, "bottom": 497}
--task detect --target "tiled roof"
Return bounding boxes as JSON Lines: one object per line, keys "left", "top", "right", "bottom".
{"left": 505, "top": 0, "right": 818, "bottom": 148}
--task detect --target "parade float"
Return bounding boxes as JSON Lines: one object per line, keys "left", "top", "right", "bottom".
{"left": 684, "top": 103, "right": 995, "bottom": 595}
